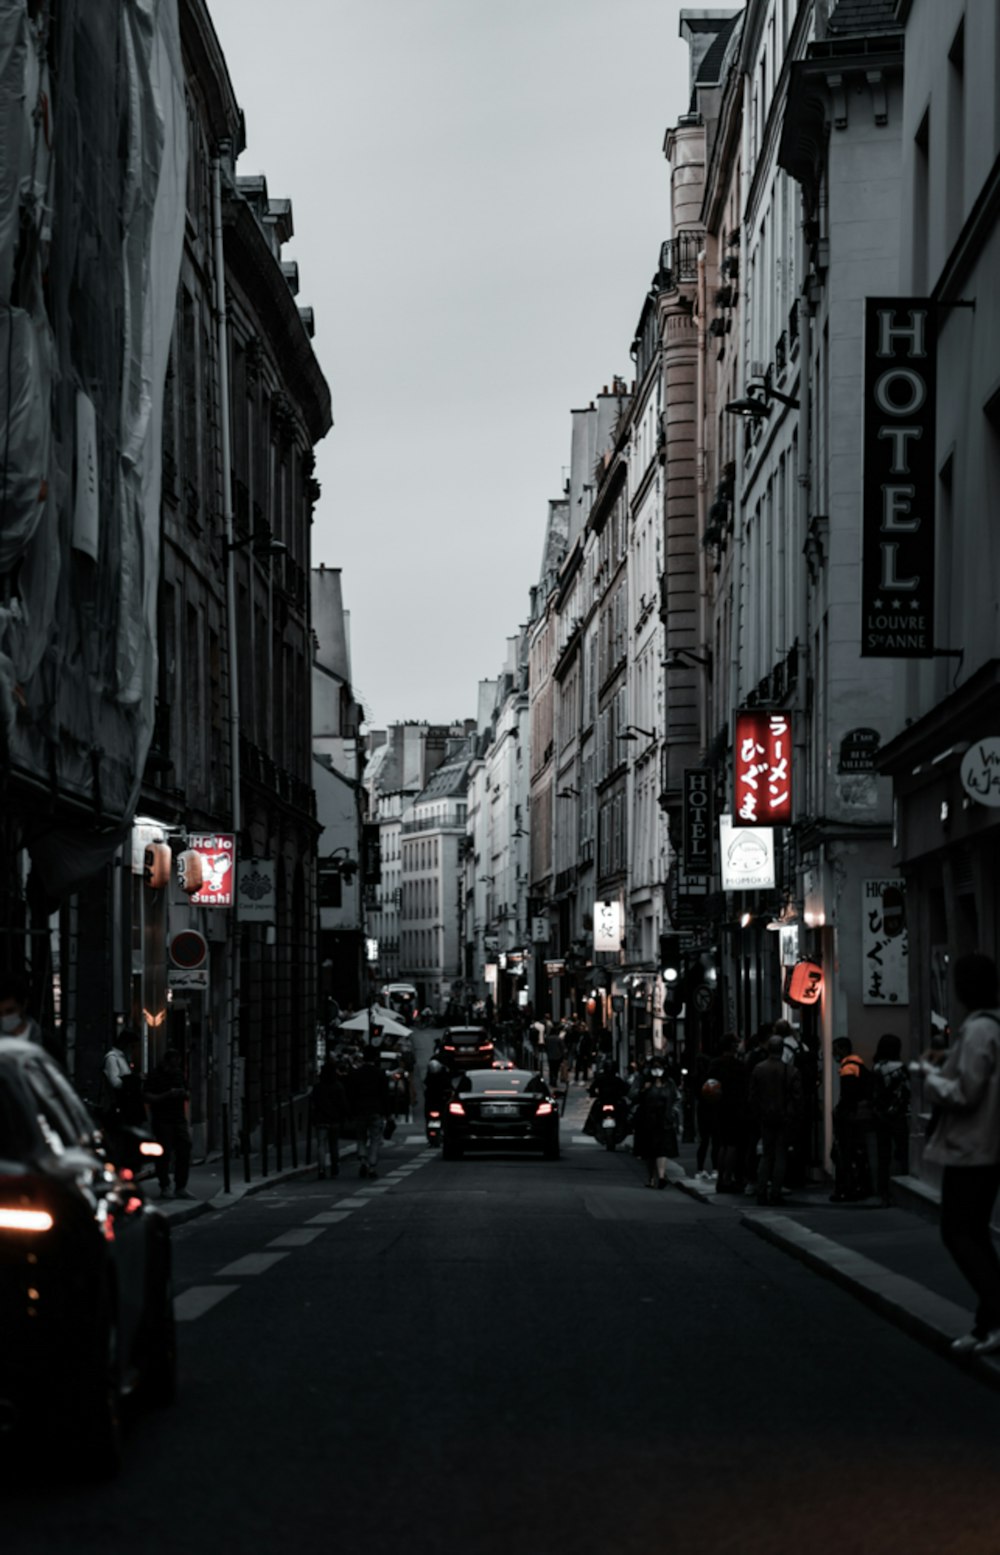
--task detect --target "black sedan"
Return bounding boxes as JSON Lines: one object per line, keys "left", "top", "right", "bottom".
{"left": 438, "top": 1026, "right": 495, "bottom": 1070}
{"left": 0, "top": 1039, "right": 176, "bottom": 1477}
{"left": 442, "top": 1066, "right": 560, "bottom": 1159}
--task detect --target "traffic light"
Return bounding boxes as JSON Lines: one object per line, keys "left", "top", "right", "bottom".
{"left": 659, "top": 932, "right": 683, "bottom": 984}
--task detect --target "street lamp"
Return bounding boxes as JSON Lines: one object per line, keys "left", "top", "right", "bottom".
{"left": 618, "top": 725, "right": 656, "bottom": 742}
{"left": 662, "top": 647, "right": 712, "bottom": 670}
{"left": 556, "top": 787, "right": 579, "bottom": 799}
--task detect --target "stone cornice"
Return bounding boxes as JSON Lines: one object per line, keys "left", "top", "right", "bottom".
{"left": 180, "top": 0, "right": 244, "bottom": 150}
{"left": 223, "top": 192, "right": 332, "bottom": 445}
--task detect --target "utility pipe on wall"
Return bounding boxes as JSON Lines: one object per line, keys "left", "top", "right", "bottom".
{"left": 212, "top": 149, "right": 241, "bottom": 1147}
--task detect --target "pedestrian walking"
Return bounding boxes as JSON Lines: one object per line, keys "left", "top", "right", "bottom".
{"left": 350, "top": 1045, "right": 391, "bottom": 1179}
{"left": 915, "top": 953, "right": 1000, "bottom": 1356}
{"left": 692, "top": 1046, "right": 719, "bottom": 1181}
{"left": 633, "top": 1065, "right": 679, "bottom": 1188}
{"left": 707, "top": 1034, "right": 748, "bottom": 1194}
{"left": 741, "top": 1024, "right": 772, "bottom": 1194}
{"left": 310, "top": 1057, "right": 349, "bottom": 1178}
{"left": 99, "top": 1027, "right": 145, "bottom": 1134}
{"left": 830, "top": 1037, "right": 874, "bottom": 1202}
{"left": 143, "top": 1047, "right": 194, "bottom": 1200}
{"left": 574, "top": 1025, "right": 596, "bottom": 1083}
{"left": 747, "top": 1034, "right": 802, "bottom": 1205}
{"left": 871, "top": 1032, "right": 910, "bottom": 1205}
{"left": 544, "top": 1025, "right": 566, "bottom": 1091}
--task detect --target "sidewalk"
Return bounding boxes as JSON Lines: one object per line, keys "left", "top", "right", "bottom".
{"left": 150, "top": 1134, "right": 359, "bottom": 1228}
{"left": 666, "top": 1126, "right": 1000, "bottom": 1391}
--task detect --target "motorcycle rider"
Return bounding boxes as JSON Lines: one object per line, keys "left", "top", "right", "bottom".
{"left": 587, "top": 1059, "right": 629, "bottom": 1138}
{"left": 423, "top": 1056, "right": 452, "bottom": 1137}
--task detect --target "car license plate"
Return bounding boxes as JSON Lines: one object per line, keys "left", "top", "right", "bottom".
{"left": 483, "top": 1103, "right": 518, "bottom": 1118}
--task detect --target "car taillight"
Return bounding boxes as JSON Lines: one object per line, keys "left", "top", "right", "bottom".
{"left": 602, "top": 1104, "right": 615, "bottom": 1113}
{"left": 140, "top": 1140, "right": 164, "bottom": 1157}
{"left": 0, "top": 1207, "right": 54, "bottom": 1233}
{"left": 535, "top": 1101, "right": 555, "bottom": 1116}
{"left": 448, "top": 1101, "right": 466, "bottom": 1116}
{"left": 429, "top": 1110, "right": 440, "bottom": 1119}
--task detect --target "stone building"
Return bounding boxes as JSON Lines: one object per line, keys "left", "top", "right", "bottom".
{"left": 0, "top": 2, "right": 332, "bottom": 1157}
{"left": 876, "top": 0, "right": 1000, "bottom": 1181}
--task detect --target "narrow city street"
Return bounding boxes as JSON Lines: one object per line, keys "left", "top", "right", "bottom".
{"left": 4, "top": 1039, "right": 999, "bottom": 1555}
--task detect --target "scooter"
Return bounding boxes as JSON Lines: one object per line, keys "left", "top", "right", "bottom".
{"left": 599, "top": 1101, "right": 628, "bottom": 1151}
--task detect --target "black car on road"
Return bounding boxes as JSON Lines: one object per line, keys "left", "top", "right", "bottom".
{"left": 438, "top": 1026, "right": 495, "bottom": 1070}
{"left": 442, "top": 1066, "right": 560, "bottom": 1159}
{"left": 0, "top": 1039, "right": 176, "bottom": 1477}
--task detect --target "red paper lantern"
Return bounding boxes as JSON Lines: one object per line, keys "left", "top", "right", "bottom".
{"left": 784, "top": 959, "right": 823, "bottom": 1008}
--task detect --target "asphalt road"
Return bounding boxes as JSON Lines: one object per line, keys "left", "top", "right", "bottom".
{"left": 5, "top": 1031, "right": 1000, "bottom": 1555}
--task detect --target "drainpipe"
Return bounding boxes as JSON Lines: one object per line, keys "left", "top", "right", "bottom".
{"left": 212, "top": 148, "right": 240, "bottom": 1154}
{"left": 695, "top": 247, "right": 708, "bottom": 750}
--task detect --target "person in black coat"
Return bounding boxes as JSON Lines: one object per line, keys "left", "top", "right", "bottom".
{"left": 349, "top": 1046, "right": 391, "bottom": 1179}
{"left": 707, "top": 1033, "right": 749, "bottom": 1194}
{"left": 633, "top": 1067, "right": 679, "bottom": 1188}
{"left": 310, "top": 1058, "right": 350, "bottom": 1178}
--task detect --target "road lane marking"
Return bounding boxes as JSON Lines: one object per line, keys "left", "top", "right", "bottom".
{"left": 267, "top": 1228, "right": 328, "bottom": 1247}
{"left": 175, "top": 1285, "right": 239, "bottom": 1321}
{"left": 307, "top": 1211, "right": 353, "bottom": 1224}
{"left": 335, "top": 1196, "right": 373, "bottom": 1208}
{"left": 572, "top": 1135, "right": 601, "bottom": 1146}
{"left": 215, "top": 1252, "right": 290, "bottom": 1276}
{"left": 358, "top": 1185, "right": 391, "bottom": 1195}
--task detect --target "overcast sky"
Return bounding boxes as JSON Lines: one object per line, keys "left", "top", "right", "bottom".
{"left": 209, "top": 0, "right": 736, "bottom": 728}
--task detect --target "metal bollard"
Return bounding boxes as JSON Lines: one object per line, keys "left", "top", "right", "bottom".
{"left": 261, "top": 1098, "right": 269, "bottom": 1178}
{"left": 275, "top": 1098, "right": 283, "bottom": 1173}
{"left": 290, "top": 1101, "right": 299, "bottom": 1168}
{"left": 242, "top": 1103, "right": 251, "bottom": 1184}
{"left": 222, "top": 1103, "right": 231, "bottom": 1194}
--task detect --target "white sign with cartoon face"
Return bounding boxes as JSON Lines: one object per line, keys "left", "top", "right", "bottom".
{"left": 719, "top": 815, "right": 775, "bottom": 890}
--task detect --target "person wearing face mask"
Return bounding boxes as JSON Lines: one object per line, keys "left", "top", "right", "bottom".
{"left": 0, "top": 970, "right": 44, "bottom": 1045}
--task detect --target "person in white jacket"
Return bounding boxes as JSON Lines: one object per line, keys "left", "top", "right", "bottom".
{"left": 915, "top": 953, "right": 1000, "bottom": 1356}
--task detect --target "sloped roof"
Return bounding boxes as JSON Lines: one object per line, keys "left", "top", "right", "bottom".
{"left": 827, "top": 0, "right": 900, "bottom": 35}
{"left": 416, "top": 759, "right": 470, "bottom": 803}
{"left": 696, "top": 15, "right": 740, "bottom": 86}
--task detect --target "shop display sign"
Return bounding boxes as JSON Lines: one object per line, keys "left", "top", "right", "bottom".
{"left": 861, "top": 298, "right": 936, "bottom": 658}
{"left": 531, "top": 916, "right": 551, "bottom": 943}
{"left": 960, "top": 739, "right": 1000, "bottom": 808}
{"left": 593, "top": 899, "right": 622, "bottom": 954}
{"left": 682, "top": 768, "right": 713, "bottom": 873}
{"left": 236, "top": 859, "right": 276, "bottom": 922}
{"left": 862, "top": 879, "right": 909, "bottom": 1005}
{"left": 719, "top": 815, "right": 776, "bottom": 891}
{"left": 167, "top": 929, "right": 209, "bottom": 991}
{"left": 734, "top": 712, "right": 792, "bottom": 825}
{"left": 185, "top": 834, "right": 235, "bottom": 907}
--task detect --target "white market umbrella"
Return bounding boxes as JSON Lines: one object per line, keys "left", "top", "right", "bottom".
{"left": 338, "top": 1006, "right": 411, "bottom": 1039}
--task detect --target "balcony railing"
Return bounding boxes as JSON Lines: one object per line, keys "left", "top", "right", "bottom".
{"left": 656, "top": 232, "right": 700, "bottom": 291}
{"left": 401, "top": 813, "right": 465, "bottom": 835}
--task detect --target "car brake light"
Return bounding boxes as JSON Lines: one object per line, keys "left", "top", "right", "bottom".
{"left": 140, "top": 1141, "right": 164, "bottom": 1157}
{"left": 429, "top": 1110, "right": 440, "bottom": 1119}
{"left": 0, "top": 1207, "right": 54, "bottom": 1232}
{"left": 535, "top": 1101, "right": 555, "bottom": 1116}
{"left": 448, "top": 1101, "right": 466, "bottom": 1116}
{"left": 602, "top": 1104, "right": 614, "bottom": 1113}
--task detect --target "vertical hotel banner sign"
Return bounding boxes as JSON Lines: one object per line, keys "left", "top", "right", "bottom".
{"left": 734, "top": 712, "right": 791, "bottom": 826}
{"left": 862, "top": 299, "right": 936, "bottom": 657}
{"left": 682, "top": 768, "right": 713, "bottom": 873}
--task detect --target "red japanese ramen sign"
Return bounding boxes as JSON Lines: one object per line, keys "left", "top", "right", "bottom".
{"left": 735, "top": 711, "right": 792, "bottom": 826}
